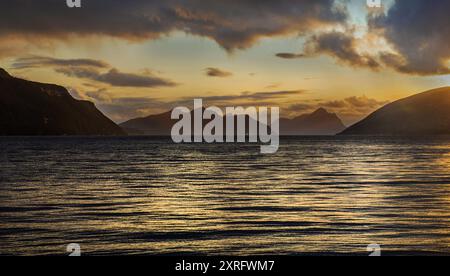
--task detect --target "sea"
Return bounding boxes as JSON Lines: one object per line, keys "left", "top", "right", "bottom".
{"left": 0, "top": 136, "right": 449, "bottom": 256}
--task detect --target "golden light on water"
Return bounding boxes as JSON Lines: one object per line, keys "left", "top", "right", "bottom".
{"left": 2, "top": 138, "right": 449, "bottom": 255}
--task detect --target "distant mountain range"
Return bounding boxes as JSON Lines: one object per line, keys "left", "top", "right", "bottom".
{"left": 340, "top": 87, "right": 450, "bottom": 135}
{"left": 2, "top": 67, "right": 450, "bottom": 137}
{"left": 121, "top": 110, "right": 173, "bottom": 135}
{"left": 0, "top": 68, "right": 124, "bottom": 135}
{"left": 120, "top": 107, "right": 346, "bottom": 136}
{"left": 120, "top": 108, "right": 262, "bottom": 136}
{"left": 280, "top": 108, "right": 346, "bottom": 135}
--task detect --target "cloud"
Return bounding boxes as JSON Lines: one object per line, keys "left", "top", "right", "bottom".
{"left": 79, "top": 88, "right": 306, "bottom": 122}
{"left": 2, "top": 1, "right": 448, "bottom": 76}
{"left": 288, "top": 31, "right": 381, "bottom": 69}
{"left": 321, "top": 96, "right": 388, "bottom": 114}
{"left": 368, "top": 0, "right": 450, "bottom": 75}
{"left": 287, "top": 95, "right": 388, "bottom": 125}
{"left": 85, "top": 88, "right": 113, "bottom": 103}
{"left": 183, "top": 90, "right": 306, "bottom": 105}
{"left": 285, "top": 103, "right": 316, "bottom": 113}
{"left": 98, "top": 97, "right": 165, "bottom": 123}
{"left": 0, "top": 0, "right": 347, "bottom": 52}
{"left": 76, "top": 86, "right": 382, "bottom": 125}
{"left": 276, "top": 1, "right": 449, "bottom": 76}
{"left": 11, "top": 55, "right": 177, "bottom": 88}
{"left": 275, "top": 53, "right": 305, "bottom": 59}
{"left": 205, "top": 67, "right": 233, "bottom": 78}
{"left": 57, "top": 67, "right": 177, "bottom": 88}
{"left": 265, "top": 83, "right": 282, "bottom": 89}
{"left": 71, "top": 88, "right": 165, "bottom": 122}
{"left": 67, "top": 87, "right": 87, "bottom": 100}
{"left": 11, "top": 56, "right": 109, "bottom": 69}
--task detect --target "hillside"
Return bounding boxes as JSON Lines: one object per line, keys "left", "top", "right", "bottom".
{"left": 340, "top": 87, "right": 450, "bottom": 135}
{"left": 0, "top": 68, "right": 125, "bottom": 136}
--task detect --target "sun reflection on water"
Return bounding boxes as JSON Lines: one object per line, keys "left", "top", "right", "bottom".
{"left": 0, "top": 137, "right": 449, "bottom": 255}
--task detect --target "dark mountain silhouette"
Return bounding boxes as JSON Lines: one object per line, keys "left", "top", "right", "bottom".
{"left": 0, "top": 68, "right": 125, "bottom": 135}
{"left": 121, "top": 110, "right": 173, "bottom": 135}
{"left": 121, "top": 107, "right": 345, "bottom": 136}
{"left": 340, "top": 87, "right": 450, "bottom": 135}
{"left": 280, "top": 108, "right": 346, "bottom": 135}
{"left": 121, "top": 109, "right": 250, "bottom": 136}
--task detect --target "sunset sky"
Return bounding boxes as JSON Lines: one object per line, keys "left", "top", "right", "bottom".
{"left": 0, "top": 0, "right": 449, "bottom": 125}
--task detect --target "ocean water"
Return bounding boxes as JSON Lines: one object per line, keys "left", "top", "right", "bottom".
{"left": 0, "top": 136, "right": 449, "bottom": 256}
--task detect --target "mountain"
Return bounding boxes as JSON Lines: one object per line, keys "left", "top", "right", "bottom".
{"left": 120, "top": 107, "right": 345, "bottom": 136}
{"left": 121, "top": 110, "right": 173, "bottom": 135}
{"left": 0, "top": 68, "right": 125, "bottom": 135}
{"left": 280, "top": 108, "right": 346, "bottom": 135}
{"left": 340, "top": 87, "right": 450, "bottom": 135}
{"left": 121, "top": 109, "right": 227, "bottom": 136}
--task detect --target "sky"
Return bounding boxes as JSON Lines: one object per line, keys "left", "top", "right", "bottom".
{"left": 0, "top": 0, "right": 449, "bottom": 125}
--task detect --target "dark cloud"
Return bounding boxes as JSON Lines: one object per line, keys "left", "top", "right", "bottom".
{"left": 276, "top": 1, "right": 449, "bottom": 76}
{"left": 205, "top": 68, "right": 233, "bottom": 78}
{"left": 275, "top": 53, "right": 305, "bottom": 59}
{"left": 2, "top": 1, "right": 448, "bottom": 76}
{"left": 275, "top": 32, "right": 381, "bottom": 70}
{"left": 11, "top": 56, "right": 177, "bottom": 88}
{"left": 302, "top": 32, "right": 380, "bottom": 69}
{"left": 0, "top": 0, "right": 347, "bottom": 52}
{"left": 11, "top": 56, "right": 109, "bottom": 69}
{"left": 57, "top": 67, "right": 177, "bottom": 88}
{"left": 369, "top": 0, "right": 450, "bottom": 75}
